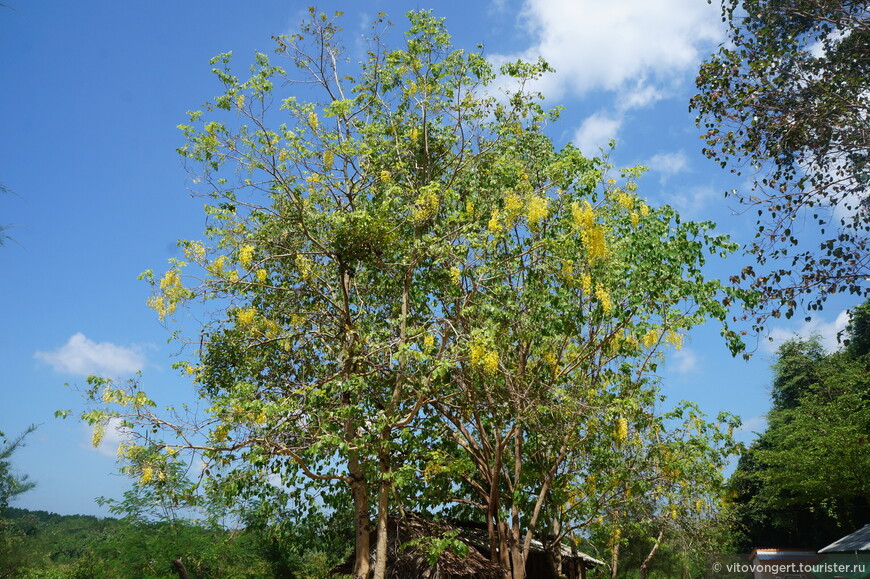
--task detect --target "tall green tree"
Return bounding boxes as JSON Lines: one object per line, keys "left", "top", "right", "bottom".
{"left": 77, "top": 10, "right": 745, "bottom": 579}
{"left": 691, "top": 0, "right": 870, "bottom": 329}
{"left": 728, "top": 308, "right": 870, "bottom": 550}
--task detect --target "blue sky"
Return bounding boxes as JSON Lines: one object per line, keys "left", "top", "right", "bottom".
{"left": 1, "top": 0, "right": 858, "bottom": 517}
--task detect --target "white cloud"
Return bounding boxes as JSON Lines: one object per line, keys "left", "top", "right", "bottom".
{"left": 665, "top": 184, "right": 719, "bottom": 216}
{"left": 738, "top": 415, "right": 768, "bottom": 435}
{"left": 647, "top": 151, "right": 690, "bottom": 179}
{"left": 35, "top": 333, "right": 146, "bottom": 377}
{"left": 669, "top": 348, "right": 698, "bottom": 374}
{"left": 763, "top": 309, "right": 851, "bottom": 354}
{"left": 492, "top": 0, "right": 723, "bottom": 101}
{"left": 573, "top": 112, "right": 622, "bottom": 154}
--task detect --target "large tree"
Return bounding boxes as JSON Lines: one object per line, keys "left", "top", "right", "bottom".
{"left": 728, "top": 302, "right": 870, "bottom": 550}
{"left": 692, "top": 0, "right": 870, "bottom": 328}
{"left": 77, "top": 10, "right": 746, "bottom": 579}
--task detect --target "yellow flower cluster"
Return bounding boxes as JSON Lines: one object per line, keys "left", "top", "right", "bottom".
{"left": 256, "top": 268, "right": 269, "bottom": 283}
{"left": 616, "top": 417, "right": 628, "bottom": 445}
{"left": 615, "top": 191, "right": 634, "bottom": 210}
{"left": 572, "top": 201, "right": 608, "bottom": 262}
{"left": 641, "top": 329, "right": 661, "bottom": 349}
{"left": 423, "top": 333, "right": 435, "bottom": 350}
{"left": 526, "top": 196, "right": 549, "bottom": 228}
{"left": 380, "top": 170, "right": 392, "bottom": 183}
{"left": 148, "top": 268, "right": 187, "bottom": 321}
{"left": 412, "top": 189, "right": 439, "bottom": 223}
{"left": 323, "top": 149, "right": 334, "bottom": 170}
{"left": 295, "top": 254, "right": 313, "bottom": 279}
{"left": 572, "top": 201, "right": 595, "bottom": 229}
{"left": 504, "top": 193, "right": 523, "bottom": 218}
{"left": 487, "top": 210, "right": 502, "bottom": 234}
{"left": 308, "top": 111, "right": 318, "bottom": 129}
{"left": 449, "top": 267, "right": 461, "bottom": 286}
{"left": 630, "top": 211, "right": 639, "bottom": 227}
{"left": 183, "top": 240, "right": 206, "bottom": 262}
{"left": 595, "top": 285, "right": 612, "bottom": 314}
{"left": 581, "top": 273, "right": 593, "bottom": 296}
{"left": 583, "top": 226, "right": 609, "bottom": 262}
{"left": 237, "top": 306, "right": 257, "bottom": 326}
{"left": 410, "top": 127, "right": 419, "bottom": 142}
{"left": 469, "top": 343, "right": 499, "bottom": 375}
{"left": 665, "top": 331, "right": 684, "bottom": 350}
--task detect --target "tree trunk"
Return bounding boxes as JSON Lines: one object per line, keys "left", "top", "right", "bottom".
{"left": 547, "top": 517, "right": 563, "bottom": 579}
{"left": 172, "top": 558, "right": 189, "bottom": 579}
{"left": 610, "top": 537, "right": 620, "bottom": 579}
{"left": 639, "top": 529, "right": 664, "bottom": 579}
{"left": 373, "top": 446, "right": 391, "bottom": 579}
{"left": 510, "top": 503, "right": 525, "bottom": 579}
{"left": 349, "top": 453, "right": 371, "bottom": 579}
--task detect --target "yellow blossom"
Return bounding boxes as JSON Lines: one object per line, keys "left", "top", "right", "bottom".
{"left": 639, "top": 202, "right": 650, "bottom": 217}
{"left": 295, "top": 254, "right": 313, "bottom": 279}
{"left": 665, "top": 331, "right": 684, "bottom": 350}
{"left": 239, "top": 244, "right": 255, "bottom": 268}
{"left": 449, "top": 267, "right": 461, "bottom": 286}
{"left": 323, "top": 149, "right": 334, "bottom": 170}
{"left": 631, "top": 211, "right": 639, "bottom": 227}
{"left": 423, "top": 333, "right": 435, "bottom": 350}
{"left": 308, "top": 111, "right": 318, "bottom": 129}
{"left": 235, "top": 94, "right": 246, "bottom": 109}
{"left": 410, "top": 127, "right": 419, "bottom": 142}
{"left": 237, "top": 306, "right": 256, "bottom": 326}
{"left": 526, "top": 195, "right": 549, "bottom": 228}
{"left": 140, "top": 466, "right": 154, "bottom": 484}
{"left": 595, "top": 285, "right": 612, "bottom": 314}
{"left": 641, "top": 329, "right": 660, "bottom": 349}
{"left": 616, "top": 417, "right": 628, "bottom": 444}
{"left": 571, "top": 201, "right": 595, "bottom": 230}
{"left": 615, "top": 191, "right": 634, "bottom": 210}
{"left": 465, "top": 202, "right": 474, "bottom": 214}
{"left": 412, "top": 189, "right": 439, "bottom": 223}
{"left": 469, "top": 343, "right": 486, "bottom": 366}
{"left": 380, "top": 170, "right": 392, "bottom": 183}
{"left": 487, "top": 211, "right": 502, "bottom": 233}
{"left": 482, "top": 351, "right": 499, "bottom": 375}
{"left": 256, "top": 268, "right": 268, "bottom": 283}
{"left": 504, "top": 193, "right": 523, "bottom": 216}
{"left": 581, "top": 273, "right": 592, "bottom": 296}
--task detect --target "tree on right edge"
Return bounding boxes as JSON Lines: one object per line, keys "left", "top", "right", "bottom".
{"left": 692, "top": 0, "right": 870, "bottom": 329}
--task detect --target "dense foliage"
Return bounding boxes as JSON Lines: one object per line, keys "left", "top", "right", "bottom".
{"left": 67, "top": 10, "right": 746, "bottom": 579}
{"left": 728, "top": 300, "right": 870, "bottom": 550}
{"left": 692, "top": 0, "right": 870, "bottom": 328}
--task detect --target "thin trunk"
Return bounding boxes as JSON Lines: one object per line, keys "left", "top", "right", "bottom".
{"left": 373, "top": 443, "right": 391, "bottom": 579}
{"left": 510, "top": 502, "right": 524, "bottom": 579}
{"left": 349, "top": 451, "right": 371, "bottom": 579}
{"left": 610, "top": 537, "right": 620, "bottom": 579}
{"left": 498, "top": 519, "right": 512, "bottom": 579}
{"left": 548, "top": 517, "right": 563, "bottom": 579}
{"left": 639, "top": 529, "right": 664, "bottom": 579}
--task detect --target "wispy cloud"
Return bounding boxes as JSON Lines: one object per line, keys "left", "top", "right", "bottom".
{"left": 573, "top": 112, "right": 622, "bottom": 154}
{"left": 647, "top": 151, "right": 690, "bottom": 181}
{"left": 738, "top": 415, "right": 768, "bottom": 436}
{"left": 35, "top": 333, "right": 146, "bottom": 377}
{"left": 669, "top": 348, "right": 699, "bottom": 374}
{"left": 763, "top": 309, "right": 851, "bottom": 354}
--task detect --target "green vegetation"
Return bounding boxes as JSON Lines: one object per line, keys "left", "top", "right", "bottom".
{"left": 728, "top": 300, "right": 870, "bottom": 550}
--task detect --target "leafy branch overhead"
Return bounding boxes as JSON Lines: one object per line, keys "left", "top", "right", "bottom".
{"left": 692, "top": 0, "right": 870, "bottom": 327}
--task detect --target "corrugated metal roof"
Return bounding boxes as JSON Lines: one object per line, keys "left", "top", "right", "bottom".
{"left": 819, "top": 524, "right": 870, "bottom": 553}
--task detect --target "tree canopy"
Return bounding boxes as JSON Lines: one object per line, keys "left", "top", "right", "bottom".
{"left": 692, "top": 0, "right": 870, "bottom": 328}
{"left": 75, "top": 10, "right": 746, "bottom": 579}
{"left": 728, "top": 300, "right": 870, "bottom": 550}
